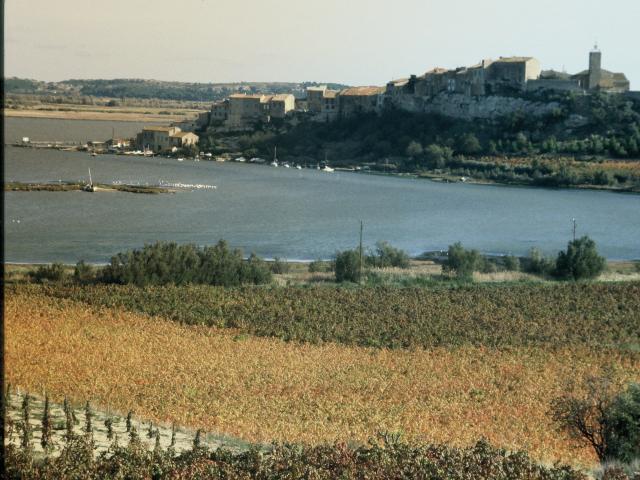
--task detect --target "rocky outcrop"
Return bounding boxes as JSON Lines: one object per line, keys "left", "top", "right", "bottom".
{"left": 387, "top": 93, "right": 560, "bottom": 120}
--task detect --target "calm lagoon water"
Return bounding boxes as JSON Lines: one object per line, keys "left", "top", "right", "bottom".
{"left": 4, "top": 117, "right": 640, "bottom": 263}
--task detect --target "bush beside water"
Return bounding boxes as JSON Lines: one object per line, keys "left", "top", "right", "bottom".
{"left": 98, "top": 241, "right": 271, "bottom": 287}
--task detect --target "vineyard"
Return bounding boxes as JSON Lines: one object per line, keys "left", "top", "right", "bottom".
{"left": 14, "top": 281, "right": 640, "bottom": 349}
{"left": 5, "top": 434, "right": 590, "bottom": 479}
{"left": 5, "top": 288, "right": 640, "bottom": 469}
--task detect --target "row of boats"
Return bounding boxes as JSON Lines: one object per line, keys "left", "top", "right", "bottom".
{"left": 235, "top": 147, "right": 335, "bottom": 172}
{"left": 232, "top": 156, "right": 334, "bottom": 172}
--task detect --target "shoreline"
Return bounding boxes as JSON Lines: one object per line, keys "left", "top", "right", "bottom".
{"left": 360, "top": 170, "right": 640, "bottom": 195}
{"left": 4, "top": 181, "right": 174, "bottom": 194}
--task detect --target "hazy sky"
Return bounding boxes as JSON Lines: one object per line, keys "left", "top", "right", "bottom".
{"left": 4, "top": 0, "right": 639, "bottom": 88}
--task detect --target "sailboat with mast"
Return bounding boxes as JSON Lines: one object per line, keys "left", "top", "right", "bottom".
{"left": 270, "top": 146, "right": 278, "bottom": 167}
{"left": 322, "top": 150, "right": 334, "bottom": 172}
{"left": 83, "top": 167, "right": 95, "bottom": 192}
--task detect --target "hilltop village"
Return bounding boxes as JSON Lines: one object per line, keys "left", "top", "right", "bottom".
{"left": 125, "top": 47, "right": 633, "bottom": 154}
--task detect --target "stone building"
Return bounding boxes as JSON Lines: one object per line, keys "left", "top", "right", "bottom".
{"left": 135, "top": 126, "right": 198, "bottom": 152}
{"left": 307, "top": 86, "right": 328, "bottom": 113}
{"left": 338, "top": 86, "right": 385, "bottom": 116}
{"left": 169, "top": 131, "right": 199, "bottom": 149}
{"left": 527, "top": 70, "right": 582, "bottom": 92}
{"left": 210, "top": 99, "right": 229, "bottom": 124}
{"left": 227, "top": 94, "right": 271, "bottom": 127}
{"left": 136, "top": 126, "right": 180, "bottom": 151}
{"left": 320, "top": 90, "right": 339, "bottom": 121}
{"left": 407, "top": 57, "right": 540, "bottom": 98}
{"left": 306, "top": 85, "right": 341, "bottom": 121}
{"left": 269, "top": 93, "right": 296, "bottom": 119}
{"left": 224, "top": 93, "right": 296, "bottom": 126}
{"left": 570, "top": 47, "right": 629, "bottom": 93}
{"left": 485, "top": 57, "right": 541, "bottom": 93}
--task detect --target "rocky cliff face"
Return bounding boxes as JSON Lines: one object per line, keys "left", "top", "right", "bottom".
{"left": 387, "top": 93, "right": 559, "bottom": 120}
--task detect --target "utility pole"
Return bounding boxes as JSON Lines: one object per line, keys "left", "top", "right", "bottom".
{"left": 359, "top": 220, "right": 364, "bottom": 284}
{"left": 572, "top": 218, "right": 577, "bottom": 241}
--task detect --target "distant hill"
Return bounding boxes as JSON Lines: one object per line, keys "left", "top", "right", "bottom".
{"left": 3, "top": 77, "right": 350, "bottom": 101}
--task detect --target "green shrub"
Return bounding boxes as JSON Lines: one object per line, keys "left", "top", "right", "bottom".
{"left": 604, "top": 383, "right": 640, "bottom": 463}
{"left": 523, "top": 248, "right": 555, "bottom": 276}
{"left": 366, "top": 241, "right": 410, "bottom": 269}
{"left": 551, "top": 375, "right": 639, "bottom": 463}
{"left": 335, "top": 249, "right": 363, "bottom": 283}
{"left": 443, "top": 242, "right": 481, "bottom": 280}
{"left": 555, "top": 236, "right": 606, "bottom": 280}
{"left": 30, "top": 263, "right": 65, "bottom": 283}
{"left": 73, "top": 260, "right": 94, "bottom": 284}
{"left": 503, "top": 255, "right": 521, "bottom": 272}
{"left": 240, "top": 253, "right": 272, "bottom": 285}
{"left": 270, "top": 257, "right": 290, "bottom": 274}
{"left": 98, "top": 241, "right": 271, "bottom": 287}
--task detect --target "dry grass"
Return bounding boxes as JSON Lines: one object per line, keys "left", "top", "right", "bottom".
{"left": 5, "top": 289, "right": 639, "bottom": 469}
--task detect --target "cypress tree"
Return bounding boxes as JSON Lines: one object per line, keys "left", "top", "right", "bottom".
{"left": 104, "top": 417, "right": 114, "bottom": 440}
{"left": 20, "top": 393, "right": 32, "bottom": 449}
{"left": 3, "top": 382, "right": 11, "bottom": 418}
{"left": 129, "top": 425, "right": 140, "bottom": 447}
{"left": 193, "top": 429, "right": 202, "bottom": 449}
{"left": 170, "top": 422, "right": 176, "bottom": 448}
{"left": 126, "top": 411, "right": 133, "bottom": 432}
{"left": 41, "top": 394, "right": 52, "bottom": 451}
{"left": 63, "top": 397, "right": 74, "bottom": 441}
{"left": 154, "top": 430, "right": 162, "bottom": 453}
{"left": 84, "top": 401, "right": 93, "bottom": 443}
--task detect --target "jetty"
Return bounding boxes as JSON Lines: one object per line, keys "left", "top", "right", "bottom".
{"left": 11, "top": 137, "right": 86, "bottom": 151}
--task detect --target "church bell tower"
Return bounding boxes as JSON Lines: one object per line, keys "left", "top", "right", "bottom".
{"left": 588, "top": 44, "right": 602, "bottom": 90}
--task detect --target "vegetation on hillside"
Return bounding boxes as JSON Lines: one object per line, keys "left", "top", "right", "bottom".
{"left": 6, "top": 289, "right": 639, "bottom": 467}
{"left": 4, "top": 76, "right": 349, "bottom": 102}
{"left": 5, "top": 434, "right": 592, "bottom": 479}
{"left": 213, "top": 91, "right": 640, "bottom": 191}
{"left": 15, "top": 281, "right": 639, "bottom": 349}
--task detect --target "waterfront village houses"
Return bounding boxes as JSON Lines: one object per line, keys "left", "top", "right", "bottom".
{"left": 199, "top": 47, "right": 629, "bottom": 130}
{"left": 136, "top": 126, "right": 198, "bottom": 152}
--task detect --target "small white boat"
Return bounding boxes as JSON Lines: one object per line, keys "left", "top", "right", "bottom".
{"left": 270, "top": 161, "right": 278, "bottom": 167}
{"left": 271, "top": 146, "right": 279, "bottom": 167}
{"left": 177, "top": 158, "right": 185, "bottom": 162}
{"left": 90, "top": 152, "right": 97, "bottom": 157}
{"left": 283, "top": 162, "right": 290, "bottom": 168}
{"left": 295, "top": 165, "right": 302, "bottom": 170}
{"left": 235, "top": 156, "right": 246, "bottom": 162}
{"left": 322, "top": 166, "right": 335, "bottom": 173}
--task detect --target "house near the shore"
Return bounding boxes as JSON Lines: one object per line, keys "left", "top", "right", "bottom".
{"left": 135, "top": 126, "right": 198, "bottom": 152}
{"left": 170, "top": 131, "right": 199, "bottom": 149}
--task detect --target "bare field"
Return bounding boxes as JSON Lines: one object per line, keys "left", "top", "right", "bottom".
{"left": 3, "top": 106, "right": 203, "bottom": 123}
{"left": 5, "top": 289, "right": 639, "bottom": 469}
